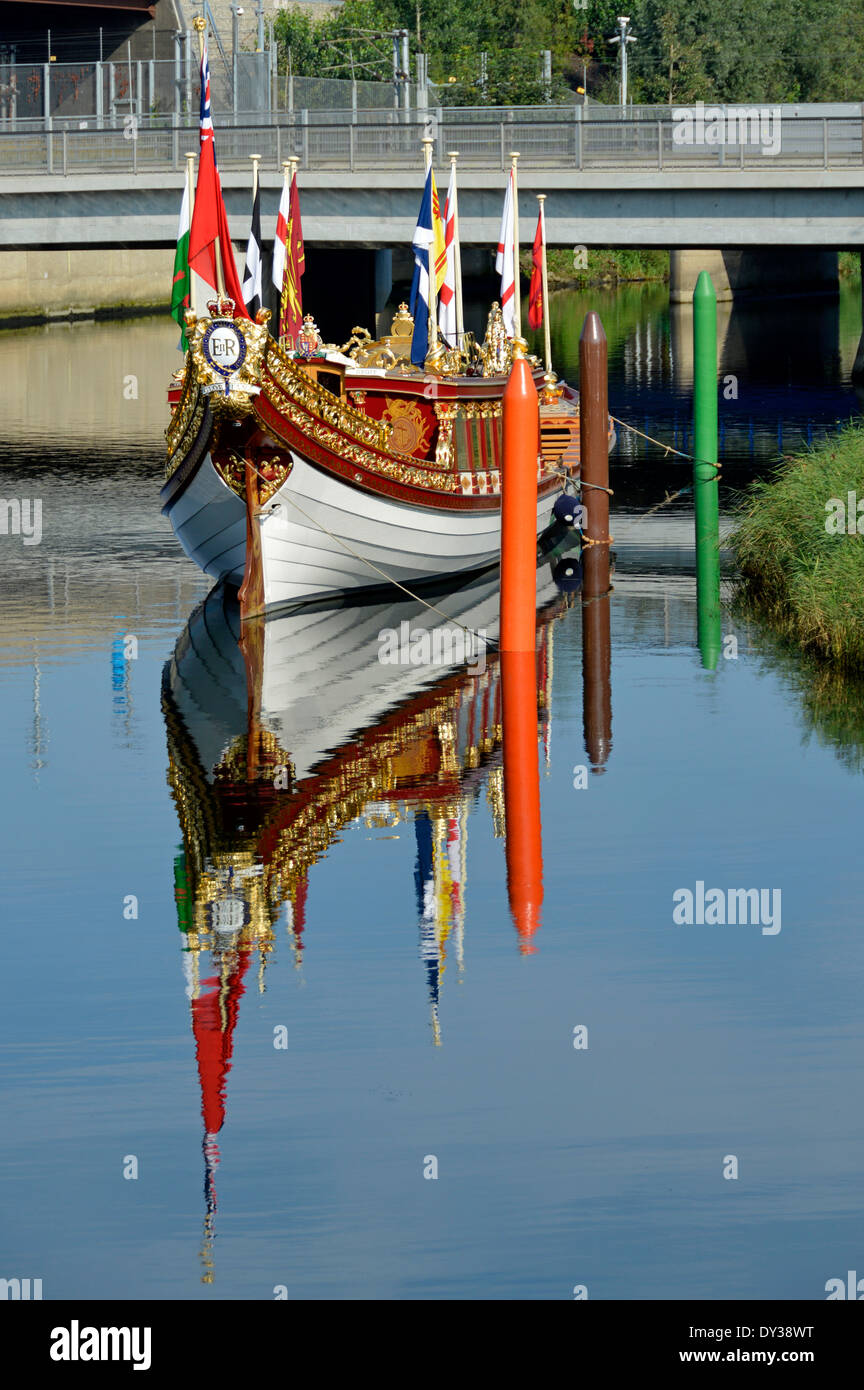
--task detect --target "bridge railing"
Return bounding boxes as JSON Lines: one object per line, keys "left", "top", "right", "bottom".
{"left": 1, "top": 115, "right": 862, "bottom": 174}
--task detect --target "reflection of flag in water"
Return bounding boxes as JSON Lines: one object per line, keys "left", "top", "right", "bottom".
{"left": 414, "top": 808, "right": 466, "bottom": 1045}
{"left": 187, "top": 943, "right": 251, "bottom": 1282}
{"left": 414, "top": 811, "right": 440, "bottom": 1043}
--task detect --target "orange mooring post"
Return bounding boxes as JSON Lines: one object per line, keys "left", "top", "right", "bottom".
{"left": 500, "top": 340, "right": 540, "bottom": 652}
{"left": 502, "top": 650, "right": 544, "bottom": 953}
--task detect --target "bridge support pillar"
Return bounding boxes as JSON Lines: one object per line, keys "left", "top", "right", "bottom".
{"left": 671, "top": 249, "right": 838, "bottom": 304}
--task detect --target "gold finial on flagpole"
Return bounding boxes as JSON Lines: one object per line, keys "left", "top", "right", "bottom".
{"left": 421, "top": 136, "right": 434, "bottom": 172}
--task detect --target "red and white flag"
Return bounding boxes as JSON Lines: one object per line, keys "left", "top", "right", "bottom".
{"left": 439, "top": 164, "right": 458, "bottom": 345}
{"left": 495, "top": 170, "right": 516, "bottom": 336}
{"left": 271, "top": 175, "right": 290, "bottom": 311}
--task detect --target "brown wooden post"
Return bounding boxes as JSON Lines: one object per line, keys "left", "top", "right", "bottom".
{"left": 238, "top": 451, "right": 265, "bottom": 622}
{"left": 579, "top": 311, "right": 612, "bottom": 771}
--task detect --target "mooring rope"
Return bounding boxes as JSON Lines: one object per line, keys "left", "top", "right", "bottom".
{"left": 610, "top": 414, "right": 722, "bottom": 479}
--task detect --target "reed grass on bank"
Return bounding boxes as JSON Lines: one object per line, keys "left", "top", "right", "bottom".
{"left": 730, "top": 424, "right": 864, "bottom": 669}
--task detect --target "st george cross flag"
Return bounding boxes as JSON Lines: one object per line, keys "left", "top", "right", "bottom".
{"left": 528, "top": 209, "right": 544, "bottom": 330}
{"left": 439, "top": 164, "right": 458, "bottom": 346}
{"left": 272, "top": 171, "right": 305, "bottom": 344}
{"left": 495, "top": 169, "right": 516, "bottom": 336}
{"left": 170, "top": 177, "right": 191, "bottom": 350}
{"left": 187, "top": 33, "right": 248, "bottom": 317}
{"left": 409, "top": 169, "right": 434, "bottom": 368}
{"left": 242, "top": 169, "right": 263, "bottom": 318}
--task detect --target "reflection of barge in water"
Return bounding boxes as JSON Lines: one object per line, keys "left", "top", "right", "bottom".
{"left": 163, "top": 563, "right": 573, "bottom": 1279}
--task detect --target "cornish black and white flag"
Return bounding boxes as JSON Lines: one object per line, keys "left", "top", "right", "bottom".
{"left": 242, "top": 174, "right": 263, "bottom": 318}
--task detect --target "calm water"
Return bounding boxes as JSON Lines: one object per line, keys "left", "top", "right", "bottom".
{"left": 1, "top": 287, "right": 863, "bottom": 1301}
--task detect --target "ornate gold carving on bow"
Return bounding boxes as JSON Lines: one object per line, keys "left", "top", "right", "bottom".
{"left": 184, "top": 308, "right": 272, "bottom": 420}
{"left": 434, "top": 402, "right": 460, "bottom": 468}
{"left": 480, "top": 302, "right": 513, "bottom": 377}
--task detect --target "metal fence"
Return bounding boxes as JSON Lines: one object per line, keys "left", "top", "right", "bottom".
{"left": 1, "top": 113, "right": 862, "bottom": 175}
{"left": 0, "top": 52, "right": 274, "bottom": 127}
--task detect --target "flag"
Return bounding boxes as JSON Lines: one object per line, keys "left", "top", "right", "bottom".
{"left": 431, "top": 171, "right": 447, "bottom": 298}
{"left": 528, "top": 209, "right": 544, "bottom": 331}
{"left": 273, "top": 172, "right": 305, "bottom": 344}
{"left": 242, "top": 172, "right": 263, "bottom": 318}
{"left": 187, "top": 33, "right": 249, "bottom": 317}
{"left": 409, "top": 169, "right": 434, "bottom": 368}
{"left": 439, "top": 164, "right": 457, "bottom": 346}
{"left": 495, "top": 170, "right": 516, "bottom": 336}
{"left": 170, "top": 177, "right": 191, "bottom": 350}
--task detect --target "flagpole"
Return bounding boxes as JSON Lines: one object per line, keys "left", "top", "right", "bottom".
{"left": 278, "top": 160, "right": 292, "bottom": 342}
{"left": 537, "top": 194, "right": 552, "bottom": 376}
{"left": 250, "top": 151, "right": 260, "bottom": 201}
{"left": 510, "top": 151, "right": 521, "bottom": 339}
{"left": 447, "top": 149, "right": 464, "bottom": 350}
{"left": 193, "top": 14, "right": 226, "bottom": 300}
{"left": 421, "top": 136, "right": 439, "bottom": 361}
{"left": 185, "top": 149, "right": 197, "bottom": 315}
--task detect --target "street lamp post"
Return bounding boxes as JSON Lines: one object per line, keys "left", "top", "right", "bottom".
{"left": 609, "top": 15, "right": 637, "bottom": 109}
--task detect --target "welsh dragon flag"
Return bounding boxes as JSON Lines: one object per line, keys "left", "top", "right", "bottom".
{"left": 170, "top": 179, "right": 191, "bottom": 351}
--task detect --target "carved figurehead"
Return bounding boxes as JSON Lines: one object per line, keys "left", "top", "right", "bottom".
{"left": 481, "top": 302, "right": 513, "bottom": 377}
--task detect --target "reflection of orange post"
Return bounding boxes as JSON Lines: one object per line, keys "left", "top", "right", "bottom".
{"left": 579, "top": 311, "right": 612, "bottom": 771}
{"left": 502, "top": 650, "right": 543, "bottom": 952}
{"left": 500, "top": 341, "right": 540, "bottom": 653}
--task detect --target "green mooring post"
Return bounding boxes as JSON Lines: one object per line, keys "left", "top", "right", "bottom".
{"left": 693, "top": 270, "right": 722, "bottom": 670}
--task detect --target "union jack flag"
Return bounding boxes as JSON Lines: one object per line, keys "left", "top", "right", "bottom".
{"left": 199, "top": 37, "right": 214, "bottom": 152}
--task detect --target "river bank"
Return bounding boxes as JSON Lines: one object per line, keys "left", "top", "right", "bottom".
{"left": 731, "top": 424, "right": 864, "bottom": 669}
{"left": 523, "top": 249, "right": 861, "bottom": 293}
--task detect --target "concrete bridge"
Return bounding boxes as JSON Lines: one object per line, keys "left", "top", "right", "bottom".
{"left": 1, "top": 111, "right": 862, "bottom": 330}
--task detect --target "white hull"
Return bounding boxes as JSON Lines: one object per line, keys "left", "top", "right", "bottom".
{"left": 164, "top": 451, "right": 558, "bottom": 610}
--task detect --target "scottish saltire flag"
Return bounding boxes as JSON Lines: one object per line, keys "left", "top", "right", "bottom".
{"left": 242, "top": 172, "right": 263, "bottom": 318}
{"left": 495, "top": 169, "right": 516, "bottom": 336}
{"left": 439, "top": 164, "right": 458, "bottom": 345}
{"left": 409, "top": 170, "right": 435, "bottom": 367}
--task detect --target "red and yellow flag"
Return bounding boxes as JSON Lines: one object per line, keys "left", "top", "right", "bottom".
{"left": 278, "top": 174, "right": 305, "bottom": 344}
{"left": 528, "top": 210, "right": 544, "bottom": 331}
{"left": 431, "top": 171, "right": 447, "bottom": 297}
